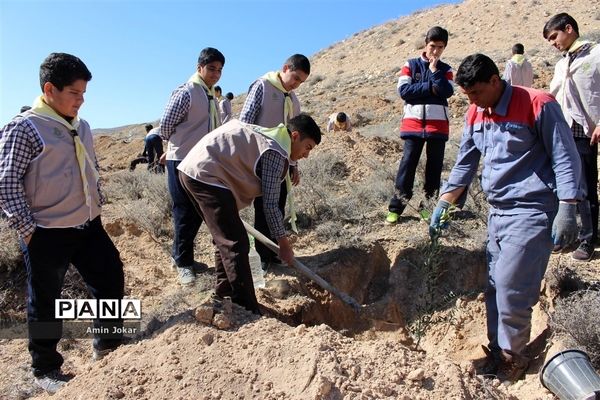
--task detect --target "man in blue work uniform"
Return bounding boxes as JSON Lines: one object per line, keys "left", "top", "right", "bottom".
{"left": 429, "top": 54, "right": 581, "bottom": 383}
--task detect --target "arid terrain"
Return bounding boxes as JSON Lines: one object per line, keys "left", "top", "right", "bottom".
{"left": 1, "top": 0, "right": 599, "bottom": 399}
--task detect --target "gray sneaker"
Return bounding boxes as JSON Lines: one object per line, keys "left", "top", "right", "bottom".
{"left": 572, "top": 241, "right": 595, "bottom": 261}
{"left": 177, "top": 266, "right": 196, "bottom": 286}
{"left": 34, "top": 370, "right": 69, "bottom": 394}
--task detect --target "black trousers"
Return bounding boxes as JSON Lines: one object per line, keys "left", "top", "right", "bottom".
{"left": 389, "top": 137, "right": 446, "bottom": 214}
{"left": 21, "top": 216, "right": 124, "bottom": 377}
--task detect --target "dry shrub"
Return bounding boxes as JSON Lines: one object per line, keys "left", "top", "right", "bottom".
{"left": 550, "top": 290, "right": 600, "bottom": 368}
{"left": 0, "top": 219, "right": 22, "bottom": 274}
{"left": 295, "top": 152, "right": 394, "bottom": 240}
{"left": 104, "top": 170, "right": 173, "bottom": 239}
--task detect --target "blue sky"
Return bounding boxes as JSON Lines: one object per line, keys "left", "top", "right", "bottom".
{"left": 1, "top": 0, "right": 459, "bottom": 129}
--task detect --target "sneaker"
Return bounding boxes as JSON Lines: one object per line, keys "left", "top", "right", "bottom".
{"left": 385, "top": 212, "right": 399, "bottom": 225}
{"left": 496, "top": 350, "right": 529, "bottom": 383}
{"left": 572, "top": 241, "right": 595, "bottom": 261}
{"left": 34, "top": 370, "right": 70, "bottom": 394}
{"left": 177, "top": 266, "right": 196, "bottom": 286}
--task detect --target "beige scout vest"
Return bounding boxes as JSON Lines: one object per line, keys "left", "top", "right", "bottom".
{"left": 23, "top": 113, "right": 101, "bottom": 228}
{"left": 166, "top": 81, "right": 213, "bottom": 161}
{"left": 178, "top": 120, "right": 289, "bottom": 210}
{"left": 254, "top": 78, "right": 301, "bottom": 128}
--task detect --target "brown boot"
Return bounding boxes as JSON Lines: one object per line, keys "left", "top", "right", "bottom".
{"left": 496, "top": 350, "right": 529, "bottom": 383}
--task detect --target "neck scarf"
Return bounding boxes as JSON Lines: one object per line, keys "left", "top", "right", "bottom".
{"left": 31, "top": 95, "right": 99, "bottom": 209}
{"left": 188, "top": 72, "right": 220, "bottom": 130}
{"left": 511, "top": 54, "right": 526, "bottom": 65}
{"left": 255, "top": 124, "right": 298, "bottom": 233}
{"left": 262, "top": 71, "right": 294, "bottom": 124}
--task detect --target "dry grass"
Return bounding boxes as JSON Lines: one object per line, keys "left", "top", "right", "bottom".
{"left": 550, "top": 290, "right": 600, "bottom": 368}
{"left": 0, "top": 219, "right": 22, "bottom": 274}
{"left": 104, "top": 170, "right": 173, "bottom": 239}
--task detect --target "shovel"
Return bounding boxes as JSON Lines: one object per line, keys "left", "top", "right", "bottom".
{"left": 242, "top": 220, "right": 362, "bottom": 311}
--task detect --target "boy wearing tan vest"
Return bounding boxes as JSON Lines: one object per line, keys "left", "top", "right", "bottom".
{"left": 239, "top": 54, "right": 310, "bottom": 269}
{"left": 178, "top": 115, "right": 321, "bottom": 313}
{"left": 0, "top": 53, "right": 125, "bottom": 394}
{"left": 159, "top": 47, "right": 225, "bottom": 285}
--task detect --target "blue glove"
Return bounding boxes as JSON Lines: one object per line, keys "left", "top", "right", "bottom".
{"left": 429, "top": 199, "right": 452, "bottom": 239}
{"left": 551, "top": 202, "right": 578, "bottom": 247}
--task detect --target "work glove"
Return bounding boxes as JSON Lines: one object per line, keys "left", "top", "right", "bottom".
{"left": 429, "top": 199, "right": 452, "bottom": 239}
{"left": 551, "top": 202, "right": 578, "bottom": 247}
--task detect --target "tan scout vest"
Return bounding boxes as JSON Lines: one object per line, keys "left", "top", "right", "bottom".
{"left": 166, "top": 81, "right": 213, "bottom": 161}
{"left": 178, "top": 120, "right": 289, "bottom": 210}
{"left": 23, "top": 113, "right": 101, "bottom": 228}
{"left": 254, "top": 78, "right": 301, "bottom": 128}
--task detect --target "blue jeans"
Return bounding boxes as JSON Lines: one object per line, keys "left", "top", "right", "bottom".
{"left": 167, "top": 160, "right": 202, "bottom": 267}
{"left": 389, "top": 137, "right": 446, "bottom": 214}
{"left": 21, "top": 217, "right": 124, "bottom": 377}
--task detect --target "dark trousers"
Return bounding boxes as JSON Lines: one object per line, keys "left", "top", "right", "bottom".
{"left": 389, "top": 137, "right": 446, "bottom": 214}
{"left": 167, "top": 160, "right": 202, "bottom": 267}
{"left": 20, "top": 216, "right": 124, "bottom": 377}
{"left": 179, "top": 174, "right": 259, "bottom": 313}
{"left": 145, "top": 136, "right": 164, "bottom": 173}
{"left": 253, "top": 181, "right": 287, "bottom": 263}
{"left": 574, "top": 138, "right": 598, "bottom": 243}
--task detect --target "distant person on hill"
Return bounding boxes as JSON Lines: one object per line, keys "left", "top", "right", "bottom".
{"left": 386, "top": 26, "right": 454, "bottom": 225}
{"left": 20, "top": 105, "right": 32, "bottom": 113}
{"left": 430, "top": 53, "right": 581, "bottom": 383}
{"left": 143, "top": 124, "right": 164, "bottom": 173}
{"left": 240, "top": 54, "right": 310, "bottom": 269}
{"left": 214, "top": 85, "right": 223, "bottom": 104}
{"left": 326, "top": 112, "right": 352, "bottom": 132}
{"left": 219, "top": 92, "right": 233, "bottom": 123}
{"left": 544, "top": 13, "right": 600, "bottom": 262}
{"left": 0, "top": 53, "right": 126, "bottom": 394}
{"left": 178, "top": 114, "right": 321, "bottom": 314}
{"left": 502, "top": 43, "right": 534, "bottom": 87}
{"left": 159, "top": 47, "right": 225, "bottom": 286}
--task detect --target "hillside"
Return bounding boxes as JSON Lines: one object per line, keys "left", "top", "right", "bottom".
{"left": 1, "top": 0, "right": 600, "bottom": 399}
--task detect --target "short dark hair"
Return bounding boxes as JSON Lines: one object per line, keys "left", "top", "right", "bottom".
{"left": 336, "top": 112, "right": 347, "bottom": 123}
{"left": 543, "top": 13, "right": 579, "bottom": 39}
{"left": 20, "top": 105, "right": 32, "bottom": 113}
{"left": 287, "top": 113, "right": 321, "bottom": 145}
{"left": 214, "top": 86, "right": 222, "bottom": 94}
{"left": 225, "top": 92, "right": 234, "bottom": 100}
{"left": 512, "top": 43, "right": 525, "bottom": 55}
{"left": 39, "top": 53, "right": 92, "bottom": 92}
{"left": 425, "top": 26, "right": 449, "bottom": 46}
{"left": 145, "top": 124, "right": 153, "bottom": 132}
{"left": 285, "top": 54, "right": 311, "bottom": 75}
{"left": 198, "top": 47, "right": 225, "bottom": 66}
{"left": 455, "top": 53, "right": 500, "bottom": 88}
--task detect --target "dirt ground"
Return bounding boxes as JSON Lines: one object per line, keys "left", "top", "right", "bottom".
{"left": 1, "top": 0, "right": 599, "bottom": 399}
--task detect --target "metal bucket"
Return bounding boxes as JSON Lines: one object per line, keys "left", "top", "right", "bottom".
{"left": 540, "top": 349, "right": 600, "bottom": 400}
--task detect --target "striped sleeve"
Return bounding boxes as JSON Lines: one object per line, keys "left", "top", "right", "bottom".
{"left": 159, "top": 86, "right": 191, "bottom": 141}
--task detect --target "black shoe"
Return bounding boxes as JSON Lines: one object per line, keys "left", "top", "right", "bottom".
{"left": 496, "top": 350, "right": 529, "bottom": 383}
{"left": 572, "top": 241, "right": 595, "bottom": 261}
{"left": 474, "top": 345, "right": 501, "bottom": 376}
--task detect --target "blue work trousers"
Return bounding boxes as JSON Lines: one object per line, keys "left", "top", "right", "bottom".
{"left": 485, "top": 210, "right": 553, "bottom": 355}
{"left": 167, "top": 160, "right": 202, "bottom": 267}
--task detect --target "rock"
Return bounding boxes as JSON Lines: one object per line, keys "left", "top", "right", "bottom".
{"left": 201, "top": 332, "right": 214, "bottom": 345}
{"left": 194, "top": 305, "right": 214, "bottom": 324}
{"left": 407, "top": 368, "right": 425, "bottom": 381}
{"left": 213, "top": 313, "right": 233, "bottom": 329}
{"left": 132, "top": 386, "right": 145, "bottom": 396}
